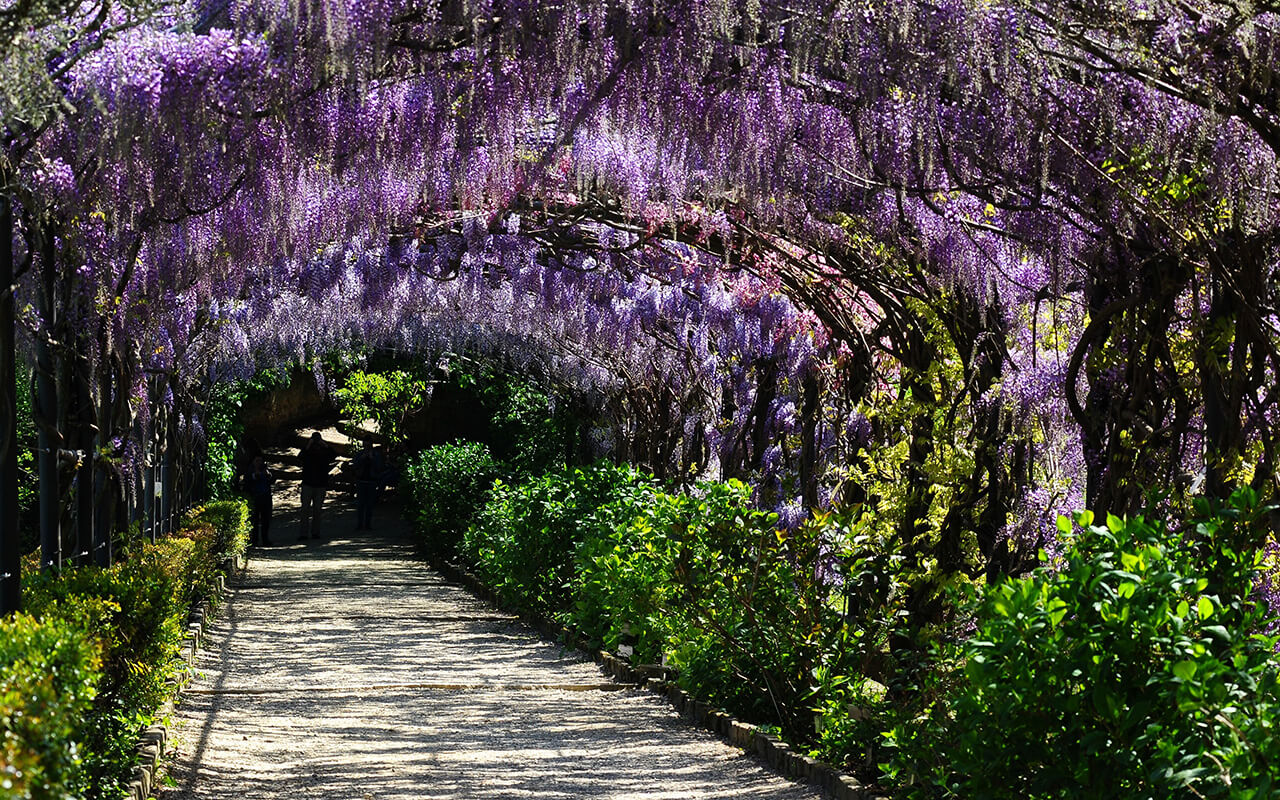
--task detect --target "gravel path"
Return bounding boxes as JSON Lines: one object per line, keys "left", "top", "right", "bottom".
{"left": 161, "top": 431, "right": 823, "bottom": 799}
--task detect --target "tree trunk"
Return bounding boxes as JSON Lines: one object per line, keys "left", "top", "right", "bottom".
{"left": 799, "top": 372, "right": 820, "bottom": 509}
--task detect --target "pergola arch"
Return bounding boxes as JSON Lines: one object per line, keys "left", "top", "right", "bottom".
{"left": 0, "top": 0, "right": 1276, "bottom": 613}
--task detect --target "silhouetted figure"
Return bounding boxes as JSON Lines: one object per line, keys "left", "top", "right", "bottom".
{"left": 352, "top": 439, "right": 378, "bottom": 531}
{"left": 373, "top": 444, "right": 393, "bottom": 501}
{"left": 299, "top": 432, "right": 337, "bottom": 540}
{"left": 244, "top": 455, "right": 275, "bottom": 546}
{"left": 236, "top": 437, "right": 263, "bottom": 487}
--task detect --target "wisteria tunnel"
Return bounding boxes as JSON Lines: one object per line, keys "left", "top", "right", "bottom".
{"left": 2, "top": 1, "right": 1280, "bottom": 798}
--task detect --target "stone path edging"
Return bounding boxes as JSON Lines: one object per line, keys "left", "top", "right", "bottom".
{"left": 429, "top": 557, "right": 888, "bottom": 800}
{"left": 125, "top": 556, "right": 246, "bottom": 800}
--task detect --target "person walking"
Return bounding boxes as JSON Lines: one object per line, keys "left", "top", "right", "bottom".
{"left": 244, "top": 455, "right": 275, "bottom": 546}
{"left": 299, "top": 431, "right": 337, "bottom": 541}
{"left": 352, "top": 439, "right": 377, "bottom": 531}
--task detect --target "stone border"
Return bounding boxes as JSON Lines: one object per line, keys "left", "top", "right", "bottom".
{"left": 430, "top": 558, "right": 888, "bottom": 800}
{"left": 124, "top": 555, "right": 246, "bottom": 800}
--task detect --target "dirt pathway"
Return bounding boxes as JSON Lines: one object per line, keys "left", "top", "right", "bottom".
{"left": 161, "top": 428, "right": 823, "bottom": 799}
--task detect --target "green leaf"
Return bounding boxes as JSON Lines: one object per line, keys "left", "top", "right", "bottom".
{"left": 1196, "top": 596, "right": 1213, "bottom": 620}
{"left": 1047, "top": 598, "right": 1069, "bottom": 627}
{"left": 1204, "top": 625, "right": 1232, "bottom": 643}
{"left": 1092, "top": 684, "right": 1121, "bottom": 719}
{"left": 1171, "top": 660, "right": 1197, "bottom": 681}
{"left": 1176, "top": 600, "right": 1190, "bottom": 619}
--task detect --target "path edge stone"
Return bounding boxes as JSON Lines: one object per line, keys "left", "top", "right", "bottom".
{"left": 430, "top": 557, "right": 888, "bottom": 800}
{"left": 123, "top": 553, "right": 248, "bottom": 800}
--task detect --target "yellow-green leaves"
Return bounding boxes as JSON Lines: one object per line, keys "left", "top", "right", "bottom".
{"left": 1196, "top": 595, "right": 1214, "bottom": 621}
{"left": 1171, "top": 660, "right": 1197, "bottom": 681}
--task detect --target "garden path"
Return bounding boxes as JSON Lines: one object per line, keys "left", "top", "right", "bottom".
{"left": 160, "top": 427, "right": 823, "bottom": 799}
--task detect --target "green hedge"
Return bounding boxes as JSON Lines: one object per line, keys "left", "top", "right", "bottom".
{"left": 885, "top": 489, "right": 1280, "bottom": 799}
{"left": 425, "top": 451, "right": 1280, "bottom": 795}
{"left": 402, "top": 441, "right": 500, "bottom": 557}
{"left": 2, "top": 498, "right": 250, "bottom": 799}
{"left": 0, "top": 610, "right": 102, "bottom": 799}
{"left": 462, "top": 463, "right": 650, "bottom": 615}
{"left": 190, "top": 500, "right": 252, "bottom": 567}
{"left": 459, "top": 463, "right": 848, "bottom": 744}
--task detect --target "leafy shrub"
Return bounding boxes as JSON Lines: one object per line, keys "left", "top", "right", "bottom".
{"left": 0, "top": 611, "right": 102, "bottom": 799}
{"left": 463, "top": 463, "right": 647, "bottom": 614}
{"left": 885, "top": 489, "right": 1280, "bottom": 799}
{"left": 403, "top": 441, "right": 500, "bottom": 557}
{"left": 489, "top": 380, "right": 564, "bottom": 478}
{"left": 567, "top": 473, "right": 668, "bottom": 656}
{"left": 334, "top": 369, "right": 427, "bottom": 445}
{"left": 202, "top": 367, "right": 290, "bottom": 499}
{"left": 25, "top": 540, "right": 192, "bottom": 796}
{"left": 446, "top": 364, "right": 572, "bottom": 477}
{"left": 451, "top": 454, "right": 1280, "bottom": 795}
{"left": 466, "top": 463, "right": 865, "bottom": 748}
{"left": 577, "top": 480, "right": 855, "bottom": 744}
{"left": 189, "top": 500, "right": 251, "bottom": 564}
{"left": 11, "top": 498, "right": 250, "bottom": 798}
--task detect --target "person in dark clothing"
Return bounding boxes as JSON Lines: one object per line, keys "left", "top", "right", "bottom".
{"left": 299, "top": 431, "right": 337, "bottom": 540}
{"left": 237, "top": 437, "right": 263, "bottom": 481}
{"left": 372, "top": 444, "right": 392, "bottom": 502}
{"left": 352, "top": 439, "right": 377, "bottom": 531}
{"left": 244, "top": 455, "right": 275, "bottom": 546}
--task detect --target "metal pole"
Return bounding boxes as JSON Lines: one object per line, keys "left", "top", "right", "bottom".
{"left": 161, "top": 407, "right": 173, "bottom": 536}
{"left": 92, "top": 324, "right": 111, "bottom": 567}
{"left": 144, "top": 454, "right": 155, "bottom": 543}
{"left": 36, "top": 222, "right": 59, "bottom": 572}
{"left": 0, "top": 172, "right": 21, "bottom": 612}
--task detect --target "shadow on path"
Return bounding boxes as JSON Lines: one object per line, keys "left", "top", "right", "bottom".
{"left": 161, "top": 427, "right": 821, "bottom": 800}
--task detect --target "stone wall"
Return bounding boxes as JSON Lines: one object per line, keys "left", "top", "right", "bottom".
{"left": 240, "top": 369, "right": 334, "bottom": 445}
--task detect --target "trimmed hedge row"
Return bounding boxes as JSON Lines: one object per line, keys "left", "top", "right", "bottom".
{"left": 406, "top": 458, "right": 838, "bottom": 750}
{"left": 405, "top": 450, "right": 1280, "bottom": 798}
{"left": 1, "top": 499, "right": 249, "bottom": 800}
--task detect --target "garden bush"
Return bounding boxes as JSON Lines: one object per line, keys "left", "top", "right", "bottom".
{"left": 202, "top": 367, "right": 291, "bottom": 499}
{"left": 402, "top": 441, "right": 500, "bottom": 557}
{"left": 189, "top": 501, "right": 251, "bottom": 566}
{"left": 884, "top": 489, "right": 1280, "bottom": 799}
{"left": 4, "top": 498, "right": 251, "bottom": 799}
{"left": 333, "top": 368, "right": 427, "bottom": 445}
{"left": 0, "top": 611, "right": 103, "bottom": 799}
{"left": 438, "top": 450, "right": 1280, "bottom": 793}
{"left": 24, "top": 540, "right": 194, "bottom": 797}
{"left": 572, "top": 480, "right": 876, "bottom": 749}
{"left": 462, "top": 462, "right": 868, "bottom": 749}
{"left": 462, "top": 463, "right": 650, "bottom": 614}
{"left": 487, "top": 379, "right": 565, "bottom": 478}
{"left": 446, "top": 363, "right": 575, "bottom": 478}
